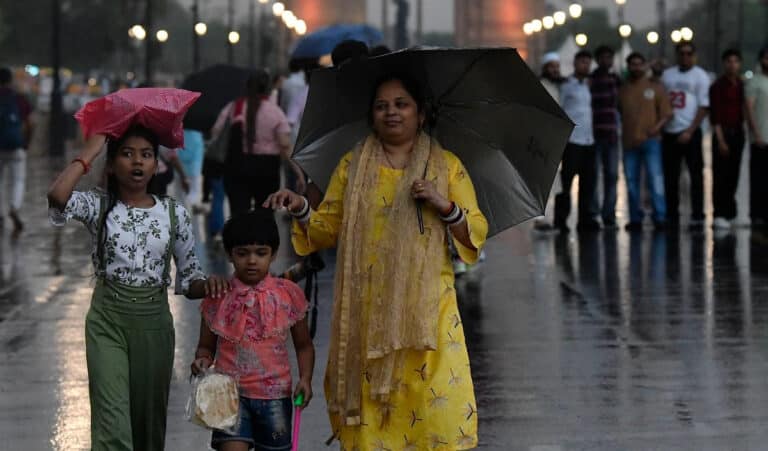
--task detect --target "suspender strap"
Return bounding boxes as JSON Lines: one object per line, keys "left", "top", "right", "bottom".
{"left": 162, "top": 198, "right": 177, "bottom": 283}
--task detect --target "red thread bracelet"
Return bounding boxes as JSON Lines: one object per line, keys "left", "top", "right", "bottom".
{"left": 72, "top": 158, "right": 91, "bottom": 174}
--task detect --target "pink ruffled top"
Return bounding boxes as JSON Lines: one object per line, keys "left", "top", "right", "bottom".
{"left": 201, "top": 275, "right": 308, "bottom": 399}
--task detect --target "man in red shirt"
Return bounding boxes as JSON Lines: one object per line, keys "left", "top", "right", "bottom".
{"left": 0, "top": 67, "right": 33, "bottom": 231}
{"left": 709, "top": 49, "right": 745, "bottom": 229}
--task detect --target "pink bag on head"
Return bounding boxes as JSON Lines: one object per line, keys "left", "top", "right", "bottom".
{"left": 74, "top": 88, "right": 201, "bottom": 148}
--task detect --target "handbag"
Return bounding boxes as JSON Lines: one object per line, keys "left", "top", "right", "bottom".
{"left": 206, "top": 115, "right": 232, "bottom": 164}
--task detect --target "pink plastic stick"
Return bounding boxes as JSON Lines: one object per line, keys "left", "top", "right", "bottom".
{"left": 291, "top": 407, "right": 302, "bottom": 451}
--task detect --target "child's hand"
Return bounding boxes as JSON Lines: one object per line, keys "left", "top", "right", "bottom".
{"left": 293, "top": 378, "right": 313, "bottom": 408}
{"left": 190, "top": 356, "right": 212, "bottom": 376}
{"left": 204, "top": 275, "right": 231, "bottom": 299}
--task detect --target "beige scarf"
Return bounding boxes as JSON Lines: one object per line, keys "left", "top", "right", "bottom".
{"left": 326, "top": 132, "right": 449, "bottom": 426}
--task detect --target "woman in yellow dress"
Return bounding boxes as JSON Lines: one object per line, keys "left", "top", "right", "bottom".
{"left": 264, "top": 74, "right": 488, "bottom": 451}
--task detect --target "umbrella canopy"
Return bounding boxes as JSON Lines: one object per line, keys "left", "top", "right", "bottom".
{"left": 181, "top": 64, "right": 252, "bottom": 134}
{"left": 291, "top": 24, "right": 383, "bottom": 59}
{"left": 293, "top": 47, "right": 574, "bottom": 236}
{"left": 75, "top": 88, "right": 200, "bottom": 148}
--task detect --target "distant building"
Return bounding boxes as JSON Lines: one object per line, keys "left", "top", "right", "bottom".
{"left": 455, "top": 0, "right": 545, "bottom": 63}
{"left": 290, "top": 0, "right": 366, "bottom": 33}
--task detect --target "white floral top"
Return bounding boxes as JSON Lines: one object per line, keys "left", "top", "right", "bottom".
{"left": 50, "top": 190, "right": 205, "bottom": 293}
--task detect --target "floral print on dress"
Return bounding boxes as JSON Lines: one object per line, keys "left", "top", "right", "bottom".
{"left": 49, "top": 190, "right": 205, "bottom": 292}
{"left": 201, "top": 276, "right": 308, "bottom": 399}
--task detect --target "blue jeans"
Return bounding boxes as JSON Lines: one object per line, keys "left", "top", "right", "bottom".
{"left": 592, "top": 140, "right": 620, "bottom": 224}
{"left": 211, "top": 397, "right": 292, "bottom": 450}
{"left": 623, "top": 138, "right": 666, "bottom": 224}
{"left": 207, "top": 177, "right": 225, "bottom": 237}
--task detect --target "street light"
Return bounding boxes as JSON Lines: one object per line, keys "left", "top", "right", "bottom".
{"left": 671, "top": 29, "right": 682, "bottom": 43}
{"left": 647, "top": 31, "right": 660, "bottom": 44}
{"left": 680, "top": 27, "right": 693, "bottom": 41}
{"left": 569, "top": 4, "right": 583, "bottom": 19}
{"left": 523, "top": 22, "right": 533, "bottom": 35}
{"left": 282, "top": 10, "right": 297, "bottom": 28}
{"left": 195, "top": 22, "right": 207, "bottom": 36}
{"left": 258, "top": 0, "right": 268, "bottom": 3}
{"left": 615, "top": 0, "right": 626, "bottom": 4}
{"left": 228, "top": 31, "right": 240, "bottom": 44}
{"left": 618, "top": 24, "right": 632, "bottom": 38}
{"left": 542, "top": 16, "right": 555, "bottom": 29}
{"left": 295, "top": 19, "right": 307, "bottom": 35}
{"left": 531, "top": 19, "right": 543, "bottom": 32}
{"left": 272, "top": 2, "right": 285, "bottom": 17}
{"left": 131, "top": 24, "right": 147, "bottom": 41}
{"left": 156, "top": 29, "right": 169, "bottom": 42}
{"left": 553, "top": 11, "right": 567, "bottom": 25}
{"left": 575, "top": 33, "right": 588, "bottom": 46}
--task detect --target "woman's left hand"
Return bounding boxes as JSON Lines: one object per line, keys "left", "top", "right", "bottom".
{"left": 412, "top": 179, "right": 452, "bottom": 214}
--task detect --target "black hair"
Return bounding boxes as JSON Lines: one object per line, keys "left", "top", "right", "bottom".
{"left": 222, "top": 208, "right": 280, "bottom": 254}
{"left": 760, "top": 47, "right": 768, "bottom": 60}
{"left": 676, "top": 42, "right": 696, "bottom": 54}
{"left": 721, "top": 48, "right": 742, "bottom": 61}
{"left": 97, "top": 125, "right": 160, "bottom": 267}
{"left": 626, "top": 52, "right": 646, "bottom": 65}
{"left": 331, "top": 40, "right": 369, "bottom": 66}
{"left": 369, "top": 45, "right": 392, "bottom": 57}
{"left": 575, "top": 50, "right": 593, "bottom": 61}
{"left": 0, "top": 67, "right": 12, "bottom": 85}
{"left": 594, "top": 45, "right": 615, "bottom": 58}
{"left": 245, "top": 69, "right": 272, "bottom": 149}
{"left": 368, "top": 73, "right": 430, "bottom": 128}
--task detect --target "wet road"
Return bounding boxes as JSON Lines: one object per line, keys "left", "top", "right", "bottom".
{"left": 2, "top": 152, "right": 768, "bottom": 450}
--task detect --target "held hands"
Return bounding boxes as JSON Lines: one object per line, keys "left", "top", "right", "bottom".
{"left": 718, "top": 139, "right": 731, "bottom": 156}
{"left": 411, "top": 179, "right": 452, "bottom": 214}
{"left": 293, "top": 378, "right": 313, "bottom": 408}
{"left": 263, "top": 189, "right": 305, "bottom": 213}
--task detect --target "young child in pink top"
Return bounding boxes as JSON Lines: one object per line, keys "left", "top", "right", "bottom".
{"left": 191, "top": 209, "right": 315, "bottom": 451}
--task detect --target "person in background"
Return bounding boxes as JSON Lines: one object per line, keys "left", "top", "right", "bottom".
{"left": 590, "top": 45, "right": 622, "bottom": 229}
{"left": 331, "top": 39, "right": 369, "bottom": 67}
{"left": 148, "top": 146, "right": 189, "bottom": 197}
{"left": 553, "top": 50, "right": 601, "bottom": 233}
{"left": 175, "top": 129, "right": 205, "bottom": 213}
{"left": 211, "top": 70, "right": 305, "bottom": 217}
{"left": 661, "top": 42, "right": 711, "bottom": 230}
{"left": 619, "top": 52, "right": 672, "bottom": 231}
{"left": 746, "top": 46, "right": 768, "bottom": 229}
{"left": 534, "top": 52, "right": 564, "bottom": 232}
{"left": 709, "top": 48, "right": 746, "bottom": 230}
{"left": 0, "top": 67, "right": 33, "bottom": 232}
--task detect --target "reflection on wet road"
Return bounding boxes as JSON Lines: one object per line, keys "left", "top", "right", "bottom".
{"left": 1, "top": 155, "right": 768, "bottom": 450}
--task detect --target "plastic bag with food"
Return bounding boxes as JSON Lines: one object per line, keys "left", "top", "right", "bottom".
{"left": 186, "top": 368, "right": 241, "bottom": 434}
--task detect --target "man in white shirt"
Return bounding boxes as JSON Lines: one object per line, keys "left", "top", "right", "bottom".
{"left": 661, "top": 42, "right": 711, "bottom": 229}
{"left": 553, "top": 50, "right": 601, "bottom": 233}
{"left": 746, "top": 46, "right": 768, "bottom": 228}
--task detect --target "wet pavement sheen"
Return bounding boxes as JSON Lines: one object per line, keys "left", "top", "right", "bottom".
{"left": 2, "top": 153, "right": 768, "bottom": 450}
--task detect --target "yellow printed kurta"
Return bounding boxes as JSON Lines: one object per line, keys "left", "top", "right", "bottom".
{"left": 293, "top": 150, "right": 488, "bottom": 451}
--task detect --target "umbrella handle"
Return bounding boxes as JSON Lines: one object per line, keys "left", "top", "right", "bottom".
{"left": 417, "top": 201, "right": 425, "bottom": 234}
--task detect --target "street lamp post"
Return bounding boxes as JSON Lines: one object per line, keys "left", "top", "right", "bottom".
{"left": 227, "top": 0, "right": 235, "bottom": 64}
{"left": 249, "top": 0, "right": 256, "bottom": 68}
{"left": 192, "top": 0, "right": 200, "bottom": 72}
{"left": 145, "top": 0, "right": 153, "bottom": 85}
{"left": 50, "top": 0, "right": 64, "bottom": 155}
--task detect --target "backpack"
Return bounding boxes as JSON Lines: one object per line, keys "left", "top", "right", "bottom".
{"left": 0, "top": 91, "right": 23, "bottom": 151}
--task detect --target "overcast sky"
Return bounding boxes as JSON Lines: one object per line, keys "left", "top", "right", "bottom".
{"left": 204, "top": 0, "right": 699, "bottom": 33}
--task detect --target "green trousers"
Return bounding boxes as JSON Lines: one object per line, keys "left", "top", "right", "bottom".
{"left": 85, "top": 279, "right": 175, "bottom": 451}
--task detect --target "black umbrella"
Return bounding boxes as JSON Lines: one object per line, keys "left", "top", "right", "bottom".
{"left": 181, "top": 64, "right": 252, "bottom": 134}
{"left": 293, "top": 47, "right": 574, "bottom": 237}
